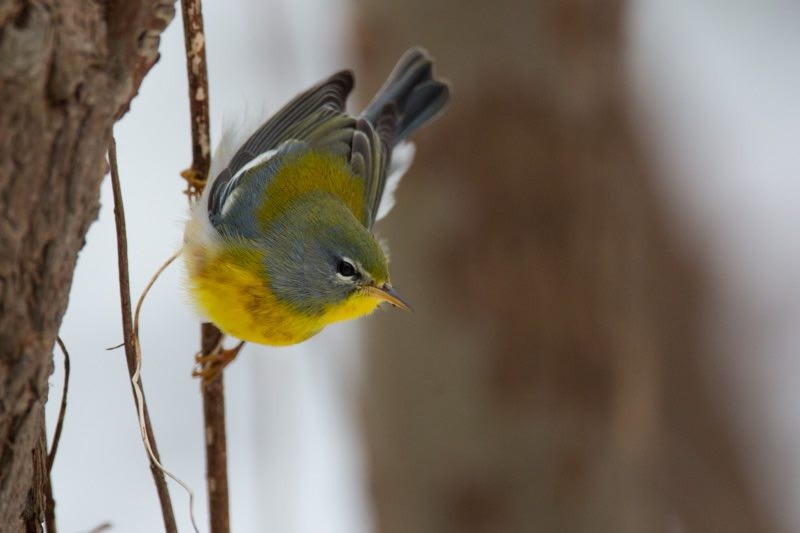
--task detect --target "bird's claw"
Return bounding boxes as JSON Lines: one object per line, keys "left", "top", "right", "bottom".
{"left": 192, "top": 341, "right": 246, "bottom": 383}
{"left": 180, "top": 168, "right": 207, "bottom": 199}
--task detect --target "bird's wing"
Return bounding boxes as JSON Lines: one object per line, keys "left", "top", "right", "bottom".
{"left": 350, "top": 104, "right": 397, "bottom": 228}
{"left": 207, "top": 71, "right": 355, "bottom": 219}
{"left": 207, "top": 69, "right": 396, "bottom": 230}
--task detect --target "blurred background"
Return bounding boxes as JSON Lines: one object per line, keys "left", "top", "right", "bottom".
{"left": 46, "top": 0, "right": 800, "bottom": 531}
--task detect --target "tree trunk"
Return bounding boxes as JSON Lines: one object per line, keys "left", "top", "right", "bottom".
{"left": 357, "top": 1, "right": 775, "bottom": 532}
{"left": 0, "top": 1, "right": 175, "bottom": 529}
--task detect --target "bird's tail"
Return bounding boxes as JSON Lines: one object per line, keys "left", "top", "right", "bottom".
{"left": 361, "top": 48, "right": 450, "bottom": 143}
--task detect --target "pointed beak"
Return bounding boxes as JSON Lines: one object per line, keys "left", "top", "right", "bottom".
{"left": 365, "top": 283, "right": 414, "bottom": 312}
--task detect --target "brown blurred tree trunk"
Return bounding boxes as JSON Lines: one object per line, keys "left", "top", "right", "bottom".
{"left": 357, "top": 1, "right": 775, "bottom": 532}
{"left": 0, "top": 2, "right": 174, "bottom": 529}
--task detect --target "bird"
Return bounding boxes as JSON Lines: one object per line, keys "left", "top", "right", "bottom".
{"left": 183, "top": 48, "right": 449, "bottom": 374}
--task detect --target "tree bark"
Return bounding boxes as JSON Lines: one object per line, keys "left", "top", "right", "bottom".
{"left": 358, "top": 1, "right": 776, "bottom": 532}
{"left": 0, "top": 1, "right": 175, "bottom": 529}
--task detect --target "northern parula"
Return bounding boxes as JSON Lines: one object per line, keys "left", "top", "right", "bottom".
{"left": 184, "top": 48, "right": 449, "bottom": 349}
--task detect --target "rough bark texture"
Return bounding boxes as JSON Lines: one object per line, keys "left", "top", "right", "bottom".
{"left": 0, "top": 1, "right": 175, "bottom": 529}
{"left": 359, "top": 1, "right": 775, "bottom": 532}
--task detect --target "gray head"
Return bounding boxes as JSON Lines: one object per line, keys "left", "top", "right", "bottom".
{"left": 261, "top": 191, "right": 409, "bottom": 316}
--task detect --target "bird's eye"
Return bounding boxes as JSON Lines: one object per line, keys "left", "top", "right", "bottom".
{"left": 337, "top": 259, "right": 357, "bottom": 278}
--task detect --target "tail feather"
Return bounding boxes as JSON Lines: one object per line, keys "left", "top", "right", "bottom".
{"left": 362, "top": 48, "right": 450, "bottom": 143}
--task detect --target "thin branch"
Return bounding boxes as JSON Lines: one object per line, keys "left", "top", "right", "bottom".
{"left": 43, "top": 336, "right": 70, "bottom": 533}
{"left": 200, "top": 325, "right": 230, "bottom": 533}
{"left": 179, "top": 1, "right": 232, "bottom": 532}
{"left": 43, "top": 428, "right": 56, "bottom": 533}
{"left": 87, "top": 522, "right": 113, "bottom": 533}
{"left": 108, "top": 135, "right": 178, "bottom": 533}
{"left": 47, "top": 337, "right": 70, "bottom": 473}
{"left": 180, "top": 0, "right": 211, "bottom": 201}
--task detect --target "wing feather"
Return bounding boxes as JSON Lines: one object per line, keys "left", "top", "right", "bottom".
{"left": 207, "top": 71, "right": 354, "bottom": 220}
{"left": 349, "top": 119, "right": 383, "bottom": 227}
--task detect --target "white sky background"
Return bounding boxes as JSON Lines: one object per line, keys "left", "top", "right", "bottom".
{"left": 45, "top": 1, "right": 800, "bottom": 532}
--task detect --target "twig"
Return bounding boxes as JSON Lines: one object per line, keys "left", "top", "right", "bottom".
{"left": 180, "top": 1, "right": 232, "bottom": 532}
{"left": 200, "top": 325, "right": 230, "bottom": 533}
{"left": 43, "top": 336, "right": 70, "bottom": 533}
{"left": 43, "top": 427, "right": 56, "bottom": 533}
{"left": 108, "top": 135, "right": 178, "bottom": 533}
{"left": 47, "top": 337, "right": 70, "bottom": 472}
{"left": 87, "top": 522, "right": 113, "bottom": 533}
{"left": 180, "top": 0, "right": 211, "bottom": 201}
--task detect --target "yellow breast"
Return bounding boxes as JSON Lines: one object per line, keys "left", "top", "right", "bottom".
{"left": 183, "top": 238, "right": 380, "bottom": 346}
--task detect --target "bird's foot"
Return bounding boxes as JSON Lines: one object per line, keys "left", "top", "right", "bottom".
{"left": 192, "top": 341, "right": 246, "bottom": 383}
{"left": 180, "top": 168, "right": 207, "bottom": 199}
